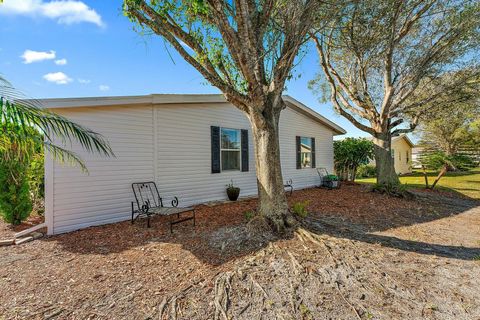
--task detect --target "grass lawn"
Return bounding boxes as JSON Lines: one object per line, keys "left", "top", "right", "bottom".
{"left": 357, "top": 168, "right": 480, "bottom": 199}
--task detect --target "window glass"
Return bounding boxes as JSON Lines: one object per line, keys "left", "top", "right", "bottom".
{"left": 221, "top": 128, "right": 241, "bottom": 170}
{"left": 300, "top": 137, "right": 312, "bottom": 168}
{"left": 221, "top": 128, "right": 240, "bottom": 149}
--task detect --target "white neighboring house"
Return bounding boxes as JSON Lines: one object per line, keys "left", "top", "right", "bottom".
{"left": 411, "top": 147, "right": 424, "bottom": 169}
{"left": 369, "top": 134, "right": 414, "bottom": 175}
{"left": 43, "top": 94, "right": 346, "bottom": 235}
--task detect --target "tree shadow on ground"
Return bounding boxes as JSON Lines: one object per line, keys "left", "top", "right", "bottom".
{"left": 404, "top": 169, "right": 480, "bottom": 178}
{"left": 47, "top": 184, "right": 480, "bottom": 265}
{"left": 302, "top": 214, "right": 480, "bottom": 261}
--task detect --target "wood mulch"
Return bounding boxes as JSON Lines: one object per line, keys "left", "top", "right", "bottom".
{"left": 1, "top": 184, "right": 479, "bottom": 319}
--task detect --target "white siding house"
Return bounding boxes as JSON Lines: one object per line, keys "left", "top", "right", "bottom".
{"left": 43, "top": 94, "right": 345, "bottom": 235}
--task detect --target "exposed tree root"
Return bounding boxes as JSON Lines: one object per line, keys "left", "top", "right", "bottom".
{"left": 214, "top": 272, "right": 232, "bottom": 320}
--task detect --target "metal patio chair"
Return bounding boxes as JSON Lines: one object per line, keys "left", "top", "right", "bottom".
{"left": 131, "top": 182, "right": 195, "bottom": 233}
{"left": 284, "top": 179, "right": 294, "bottom": 195}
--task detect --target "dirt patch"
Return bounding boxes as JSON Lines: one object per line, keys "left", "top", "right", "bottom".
{"left": 0, "top": 185, "right": 479, "bottom": 319}
{"left": 0, "top": 215, "right": 44, "bottom": 240}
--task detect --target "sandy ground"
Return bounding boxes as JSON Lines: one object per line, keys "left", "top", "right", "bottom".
{"left": 0, "top": 184, "right": 479, "bottom": 319}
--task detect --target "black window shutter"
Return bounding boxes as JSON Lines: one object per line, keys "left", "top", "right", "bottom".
{"left": 211, "top": 126, "right": 220, "bottom": 173}
{"left": 296, "top": 136, "right": 301, "bottom": 169}
{"left": 241, "top": 129, "right": 249, "bottom": 172}
{"left": 311, "top": 137, "right": 316, "bottom": 168}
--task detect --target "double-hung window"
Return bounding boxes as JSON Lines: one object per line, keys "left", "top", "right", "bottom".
{"left": 221, "top": 128, "right": 241, "bottom": 171}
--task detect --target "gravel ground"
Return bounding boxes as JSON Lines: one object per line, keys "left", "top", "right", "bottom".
{"left": 0, "top": 184, "right": 479, "bottom": 319}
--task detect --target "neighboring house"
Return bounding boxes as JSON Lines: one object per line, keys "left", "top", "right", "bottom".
{"left": 411, "top": 147, "right": 424, "bottom": 169}
{"left": 369, "top": 134, "right": 414, "bottom": 175}
{"left": 391, "top": 135, "right": 414, "bottom": 174}
{"left": 43, "top": 94, "right": 346, "bottom": 235}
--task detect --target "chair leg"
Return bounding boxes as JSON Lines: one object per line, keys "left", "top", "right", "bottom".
{"left": 131, "top": 202, "right": 134, "bottom": 224}
{"left": 193, "top": 209, "right": 196, "bottom": 227}
{"left": 147, "top": 214, "right": 151, "bottom": 228}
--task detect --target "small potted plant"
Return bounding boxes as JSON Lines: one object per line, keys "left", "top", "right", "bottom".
{"left": 323, "top": 174, "right": 339, "bottom": 189}
{"left": 226, "top": 180, "right": 240, "bottom": 201}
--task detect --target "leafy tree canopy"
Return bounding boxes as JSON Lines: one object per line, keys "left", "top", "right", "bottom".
{"left": 334, "top": 138, "right": 374, "bottom": 181}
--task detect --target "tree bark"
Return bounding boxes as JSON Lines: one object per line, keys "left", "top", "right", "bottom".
{"left": 373, "top": 134, "right": 400, "bottom": 186}
{"left": 248, "top": 101, "right": 291, "bottom": 232}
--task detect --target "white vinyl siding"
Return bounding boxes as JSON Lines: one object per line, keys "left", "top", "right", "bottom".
{"left": 279, "top": 107, "right": 334, "bottom": 189}
{"left": 47, "top": 102, "right": 336, "bottom": 234}
{"left": 49, "top": 106, "right": 154, "bottom": 234}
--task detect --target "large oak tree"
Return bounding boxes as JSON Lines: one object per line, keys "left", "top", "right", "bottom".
{"left": 123, "top": 0, "right": 321, "bottom": 231}
{"left": 310, "top": 0, "right": 480, "bottom": 185}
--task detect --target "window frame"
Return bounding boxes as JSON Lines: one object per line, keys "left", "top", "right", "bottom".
{"left": 220, "top": 127, "right": 242, "bottom": 172}
{"left": 299, "top": 136, "right": 313, "bottom": 169}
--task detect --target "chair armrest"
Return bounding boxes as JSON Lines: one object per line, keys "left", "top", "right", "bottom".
{"left": 171, "top": 196, "right": 179, "bottom": 207}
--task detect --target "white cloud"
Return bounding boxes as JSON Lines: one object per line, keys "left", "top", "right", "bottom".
{"left": 78, "top": 78, "right": 90, "bottom": 84}
{"left": 99, "top": 85, "right": 110, "bottom": 91}
{"left": 21, "top": 49, "right": 56, "bottom": 64}
{"left": 0, "top": 0, "right": 104, "bottom": 27}
{"left": 43, "top": 72, "right": 73, "bottom": 84}
{"left": 54, "top": 58, "right": 67, "bottom": 65}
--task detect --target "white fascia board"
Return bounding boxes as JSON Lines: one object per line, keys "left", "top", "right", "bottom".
{"left": 37, "top": 93, "right": 346, "bottom": 135}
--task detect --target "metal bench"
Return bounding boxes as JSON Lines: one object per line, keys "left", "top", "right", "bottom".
{"left": 284, "top": 179, "right": 294, "bottom": 195}
{"left": 131, "top": 182, "right": 195, "bottom": 233}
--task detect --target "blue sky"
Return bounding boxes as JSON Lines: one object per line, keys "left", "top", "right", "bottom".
{"left": 0, "top": 0, "right": 367, "bottom": 138}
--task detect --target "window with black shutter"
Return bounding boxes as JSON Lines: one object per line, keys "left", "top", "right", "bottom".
{"left": 211, "top": 126, "right": 249, "bottom": 173}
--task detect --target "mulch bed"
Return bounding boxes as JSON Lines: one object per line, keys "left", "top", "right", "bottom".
{"left": 1, "top": 184, "right": 479, "bottom": 319}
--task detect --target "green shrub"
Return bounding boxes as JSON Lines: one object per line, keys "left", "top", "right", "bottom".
{"left": 357, "top": 164, "right": 376, "bottom": 178}
{"left": 244, "top": 210, "right": 256, "bottom": 221}
{"left": 334, "top": 138, "right": 374, "bottom": 181}
{"left": 292, "top": 201, "right": 309, "bottom": 218}
{"left": 0, "top": 159, "right": 33, "bottom": 225}
{"left": 27, "top": 153, "right": 45, "bottom": 216}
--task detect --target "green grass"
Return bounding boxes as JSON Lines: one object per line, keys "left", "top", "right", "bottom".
{"left": 356, "top": 168, "right": 480, "bottom": 199}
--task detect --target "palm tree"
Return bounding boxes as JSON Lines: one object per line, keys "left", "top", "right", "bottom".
{"left": 0, "top": 75, "right": 113, "bottom": 170}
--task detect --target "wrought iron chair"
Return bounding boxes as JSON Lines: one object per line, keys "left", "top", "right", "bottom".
{"left": 284, "top": 179, "right": 294, "bottom": 195}
{"left": 131, "top": 182, "right": 195, "bottom": 233}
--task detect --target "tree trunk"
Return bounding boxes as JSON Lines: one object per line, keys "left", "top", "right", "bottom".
{"left": 373, "top": 134, "right": 400, "bottom": 185}
{"left": 430, "top": 164, "right": 447, "bottom": 190}
{"left": 248, "top": 102, "right": 291, "bottom": 232}
{"left": 422, "top": 165, "right": 429, "bottom": 189}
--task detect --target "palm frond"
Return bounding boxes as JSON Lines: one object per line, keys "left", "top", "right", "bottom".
{"left": 1, "top": 75, "right": 114, "bottom": 168}
{"left": 44, "top": 142, "right": 88, "bottom": 173}
{"left": 1, "top": 99, "right": 114, "bottom": 157}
